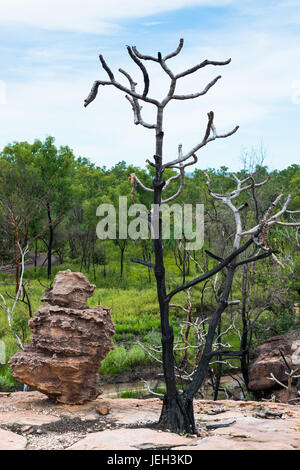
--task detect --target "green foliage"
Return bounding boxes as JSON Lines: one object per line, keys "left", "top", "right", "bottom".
{"left": 119, "top": 390, "right": 144, "bottom": 399}
{"left": 0, "top": 364, "right": 16, "bottom": 391}
{"left": 0, "top": 138, "right": 299, "bottom": 391}
{"left": 254, "top": 310, "right": 300, "bottom": 341}
{"left": 100, "top": 345, "right": 154, "bottom": 376}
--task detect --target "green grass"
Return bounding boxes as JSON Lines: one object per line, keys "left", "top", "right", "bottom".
{"left": 100, "top": 344, "right": 154, "bottom": 376}
{"left": 0, "top": 364, "right": 17, "bottom": 390}
{"left": 119, "top": 390, "right": 144, "bottom": 399}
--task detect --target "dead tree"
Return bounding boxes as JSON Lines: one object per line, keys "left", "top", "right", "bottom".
{"left": 84, "top": 39, "right": 300, "bottom": 434}
{"left": 0, "top": 243, "right": 29, "bottom": 351}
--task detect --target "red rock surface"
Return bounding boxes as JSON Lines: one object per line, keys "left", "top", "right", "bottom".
{"left": 248, "top": 329, "right": 300, "bottom": 397}
{"left": 1, "top": 392, "right": 300, "bottom": 450}
{"left": 9, "top": 270, "right": 115, "bottom": 404}
{"left": 0, "top": 429, "right": 27, "bottom": 450}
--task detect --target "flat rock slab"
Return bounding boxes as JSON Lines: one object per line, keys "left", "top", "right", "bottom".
{"left": 1, "top": 392, "right": 300, "bottom": 450}
{"left": 108, "top": 398, "right": 160, "bottom": 425}
{"left": 68, "top": 428, "right": 199, "bottom": 450}
{"left": 0, "top": 429, "right": 27, "bottom": 450}
{"left": 0, "top": 392, "right": 161, "bottom": 425}
{"left": 173, "top": 436, "right": 295, "bottom": 451}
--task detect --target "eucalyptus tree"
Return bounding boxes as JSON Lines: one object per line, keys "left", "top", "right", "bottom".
{"left": 30, "top": 137, "right": 75, "bottom": 278}
{"left": 84, "top": 39, "right": 300, "bottom": 433}
{"left": 0, "top": 153, "right": 46, "bottom": 289}
{"left": 0, "top": 138, "right": 76, "bottom": 279}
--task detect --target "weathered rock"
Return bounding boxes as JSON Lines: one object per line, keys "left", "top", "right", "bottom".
{"left": 1, "top": 393, "right": 300, "bottom": 450}
{"left": 0, "top": 429, "right": 27, "bottom": 450}
{"left": 67, "top": 428, "right": 199, "bottom": 450}
{"left": 9, "top": 270, "right": 115, "bottom": 404}
{"left": 96, "top": 404, "right": 110, "bottom": 416}
{"left": 41, "top": 269, "right": 96, "bottom": 309}
{"left": 248, "top": 330, "right": 300, "bottom": 397}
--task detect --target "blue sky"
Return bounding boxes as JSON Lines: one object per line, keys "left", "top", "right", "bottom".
{"left": 0, "top": 0, "right": 299, "bottom": 171}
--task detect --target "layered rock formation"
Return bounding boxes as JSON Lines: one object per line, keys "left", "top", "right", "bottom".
{"left": 248, "top": 329, "right": 300, "bottom": 401}
{"left": 10, "top": 270, "right": 115, "bottom": 404}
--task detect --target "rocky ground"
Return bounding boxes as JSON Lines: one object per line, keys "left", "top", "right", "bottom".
{"left": 0, "top": 252, "right": 60, "bottom": 274}
{"left": 0, "top": 391, "right": 300, "bottom": 450}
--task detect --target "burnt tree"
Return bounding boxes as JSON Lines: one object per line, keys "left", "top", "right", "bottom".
{"left": 84, "top": 39, "right": 300, "bottom": 433}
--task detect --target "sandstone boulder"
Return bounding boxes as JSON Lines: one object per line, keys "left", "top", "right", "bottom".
{"left": 248, "top": 329, "right": 300, "bottom": 398}
{"left": 41, "top": 269, "right": 96, "bottom": 309}
{"left": 10, "top": 270, "right": 115, "bottom": 404}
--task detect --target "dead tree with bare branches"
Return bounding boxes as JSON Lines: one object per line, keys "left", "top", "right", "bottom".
{"left": 84, "top": 39, "right": 300, "bottom": 434}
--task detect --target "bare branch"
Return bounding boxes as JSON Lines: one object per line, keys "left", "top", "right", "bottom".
{"left": 119, "top": 68, "right": 156, "bottom": 129}
{"left": 161, "top": 147, "right": 197, "bottom": 204}
{"left": 161, "top": 167, "right": 185, "bottom": 204}
{"left": 132, "top": 46, "right": 159, "bottom": 62}
{"left": 204, "top": 171, "right": 270, "bottom": 202}
{"left": 84, "top": 81, "right": 104, "bottom": 107}
{"left": 146, "top": 158, "right": 156, "bottom": 168}
{"left": 0, "top": 243, "right": 29, "bottom": 351}
{"left": 125, "top": 95, "right": 156, "bottom": 129}
{"left": 84, "top": 60, "right": 160, "bottom": 107}
{"left": 176, "top": 58, "right": 231, "bottom": 79}
{"left": 127, "top": 46, "right": 150, "bottom": 98}
{"left": 240, "top": 194, "right": 295, "bottom": 237}
{"left": 275, "top": 221, "right": 300, "bottom": 227}
{"left": 205, "top": 250, "right": 224, "bottom": 262}
{"left": 119, "top": 68, "right": 137, "bottom": 87}
{"left": 286, "top": 209, "right": 300, "bottom": 214}
{"left": 129, "top": 173, "right": 153, "bottom": 193}
{"left": 168, "top": 154, "right": 198, "bottom": 171}
{"left": 268, "top": 372, "right": 288, "bottom": 389}
{"left": 271, "top": 253, "right": 285, "bottom": 269}
{"left": 157, "top": 52, "right": 175, "bottom": 80}
{"left": 99, "top": 54, "right": 115, "bottom": 81}
{"left": 132, "top": 39, "right": 184, "bottom": 64}
{"left": 164, "top": 112, "right": 239, "bottom": 168}
{"left": 131, "top": 258, "right": 155, "bottom": 269}
{"left": 162, "top": 172, "right": 181, "bottom": 190}
{"left": 166, "top": 237, "right": 254, "bottom": 301}
{"left": 172, "top": 75, "right": 222, "bottom": 100}
{"left": 235, "top": 249, "right": 277, "bottom": 267}
{"left": 164, "top": 38, "right": 184, "bottom": 61}
{"left": 141, "top": 379, "right": 164, "bottom": 397}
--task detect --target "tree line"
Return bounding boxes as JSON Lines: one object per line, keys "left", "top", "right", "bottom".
{"left": 0, "top": 137, "right": 299, "bottom": 288}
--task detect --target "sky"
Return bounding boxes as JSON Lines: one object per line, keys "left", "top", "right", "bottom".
{"left": 0, "top": 0, "right": 299, "bottom": 171}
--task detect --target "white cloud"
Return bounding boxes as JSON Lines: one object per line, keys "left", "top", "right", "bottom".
{"left": 0, "top": 0, "right": 234, "bottom": 33}
{"left": 142, "top": 22, "right": 165, "bottom": 27}
{"left": 1, "top": 0, "right": 299, "bottom": 170}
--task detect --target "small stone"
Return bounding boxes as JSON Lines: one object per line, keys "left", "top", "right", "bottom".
{"left": 96, "top": 404, "right": 110, "bottom": 416}
{"left": 21, "top": 425, "right": 32, "bottom": 433}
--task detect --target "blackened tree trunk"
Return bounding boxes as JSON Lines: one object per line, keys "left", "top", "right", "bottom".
{"left": 240, "top": 265, "right": 250, "bottom": 388}
{"left": 152, "top": 108, "right": 197, "bottom": 433}
{"left": 34, "top": 239, "right": 38, "bottom": 271}
{"left": 115, "top": 240, "right": 127, "bottom": 279}
{"left": 83, "top": 39, "right": 294, "bottom": 435}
